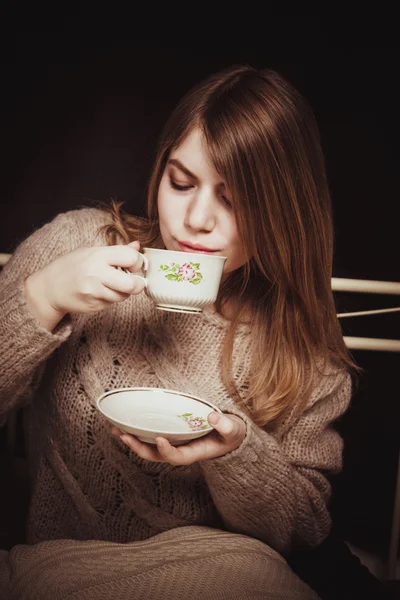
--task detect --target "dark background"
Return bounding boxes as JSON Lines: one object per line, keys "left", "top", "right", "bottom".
{"left": 1, "top": 26, "right": 399, "bottom": 560}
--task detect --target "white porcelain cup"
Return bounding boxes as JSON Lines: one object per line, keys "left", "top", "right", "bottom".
{"left": 133, "top": 248, "right": 227, "bottom": 314}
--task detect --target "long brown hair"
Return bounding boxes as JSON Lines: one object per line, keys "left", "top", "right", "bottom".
{"left": 102, "top": 64, "right": 357, "bottom": 428}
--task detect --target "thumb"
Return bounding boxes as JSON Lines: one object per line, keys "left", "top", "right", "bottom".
{"left": 208, "top": 412, "right": 245, "bottom": 442}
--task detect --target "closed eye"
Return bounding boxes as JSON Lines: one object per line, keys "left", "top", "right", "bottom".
{"left": 169, "top": 179, "right": 193, "bottom": 192}
{"left": 169, "top": 177, "right": 232, "bottom": 209}
{"left": 221, "top": 195, "right": 232, "bottom": 208}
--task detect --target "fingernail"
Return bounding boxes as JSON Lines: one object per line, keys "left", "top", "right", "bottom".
{"left": 208, "top": 411, "right": 220, "bottom": 424}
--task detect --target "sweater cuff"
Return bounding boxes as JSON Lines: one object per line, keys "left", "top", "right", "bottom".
{"left": 0, "top": 278, "right": 72, "bottom": 371}
{"left": 201, "top": 403, "right": 270, "bottom": 472}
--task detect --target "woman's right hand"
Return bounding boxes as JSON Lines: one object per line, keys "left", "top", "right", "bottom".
{"left": 24, "top": 242, "right": 146, "bottom": 331}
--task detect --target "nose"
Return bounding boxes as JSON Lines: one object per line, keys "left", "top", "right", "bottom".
{"left": 184, "top": 189, "right": 216, "bottom": 232}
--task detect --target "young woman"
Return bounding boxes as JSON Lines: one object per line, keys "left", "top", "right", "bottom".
{"left": 0, "top": 64, "right": 355, "bottom": 599}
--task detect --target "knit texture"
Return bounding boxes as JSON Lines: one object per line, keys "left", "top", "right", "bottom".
{"left": 0, "top": 208, "right": 352, "bottom": 554}
{"left": 0, "top": 526, "right": 319, "bottom": 599}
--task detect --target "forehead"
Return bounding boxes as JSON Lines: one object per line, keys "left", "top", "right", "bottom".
{"left": 170, "top": 128, "right": 222, "bottom": 183}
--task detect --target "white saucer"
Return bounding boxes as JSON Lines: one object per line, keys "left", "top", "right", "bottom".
{"left": 96, "top": 387, "right": 222, "bottom": 445}
{"left": 155, "top": 304, "right": 203, "bottom": 314}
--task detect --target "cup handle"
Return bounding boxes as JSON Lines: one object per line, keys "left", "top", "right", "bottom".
{"left": 139, "top": 252, "right": 149, "bottom": 272}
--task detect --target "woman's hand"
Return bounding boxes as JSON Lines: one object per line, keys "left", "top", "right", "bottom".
{"left": 111, "top": 412, "right": 246, "bottom": 465}
{"left": 25, "top": 241, "right": 145, "bottom": 331}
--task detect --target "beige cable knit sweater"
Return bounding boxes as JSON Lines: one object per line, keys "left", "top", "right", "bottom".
{"left": 0, "top": 208, "right": 351, "bottom": 554}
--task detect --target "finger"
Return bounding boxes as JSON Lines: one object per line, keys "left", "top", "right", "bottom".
{"left": 83, "top": 276, "right": 130, "bottom": 304}
{"left": 126, "top": 241, "right": 143, "bottom": 271}
{"left": 155, "top": 435, "right": 223, "bottom": 465}
{"left": 102, "top": 266, "right": 146, "bottom": 295}
{"left": 207, "top": 412, "right": 245, "bottom": 443}
{"left": 120, "top": 433, "right": 165, "bottom": 462}
{"left": 154, "top": 437, "right": 191, "bottom": 465}
{"left": 101, "top": 287, "right": 131, "bottom": 303}
{"left": 103, "top": 245, "right": 144, "bottom": 272}
{"left": 127, "top": 241, "right": 140, "bottom": 250}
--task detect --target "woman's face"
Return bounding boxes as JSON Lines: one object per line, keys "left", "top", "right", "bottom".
{"left": 157, "top": 128, "right": 248, "bottom": 274}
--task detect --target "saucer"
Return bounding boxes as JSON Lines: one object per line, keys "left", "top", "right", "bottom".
{"left": 96, "top": 387, "right": 222, "bottom": 445}
{"left": 155, "top": 304, "right": 202, "bottom": 314}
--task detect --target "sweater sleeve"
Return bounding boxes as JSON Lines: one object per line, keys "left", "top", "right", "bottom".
{"left": 199, "top": 368, "right": 352, "bottom": 554}
{"left": 0, "top": 213, "right": 74, "bottom": 424}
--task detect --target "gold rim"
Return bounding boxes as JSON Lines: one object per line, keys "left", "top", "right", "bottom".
{"left": 156, "top": 305, "right": 202, "bottom": 314}
{"left": 143, "top": 247, "right": 227, "bottom": 260}
{"left": 96, "top": 387, "right": 223, "bottom": 417}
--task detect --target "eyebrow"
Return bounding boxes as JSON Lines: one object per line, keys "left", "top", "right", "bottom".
{"left": 167, "top": 158, "right": 226, "bottom": 190}
{"left": 167, "top": 158, "right": 198, "bottom": 182}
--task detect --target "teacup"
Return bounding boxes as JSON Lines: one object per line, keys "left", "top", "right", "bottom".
{"left": 133, "top": 248, "right": 227, "bottom": 314}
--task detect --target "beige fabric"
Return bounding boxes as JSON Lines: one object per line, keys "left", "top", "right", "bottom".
{"left": 1, "top": 526, "right": 319, "bottom": 599}
{"left": 0, "top": 208, "right": 351, "bottom": 558}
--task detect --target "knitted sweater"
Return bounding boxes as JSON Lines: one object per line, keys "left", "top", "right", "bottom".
{"left": 0, "top": 208, "right": 352, "bottom": 554}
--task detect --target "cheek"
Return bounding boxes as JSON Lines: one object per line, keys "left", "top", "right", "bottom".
{"left": 157, "top": 185, "right": 167, "bottom": 220}
{"left": 156, "top": 188, "right": 168, "bottom": 239}
{"left": 157, "top": 178, "right": 179, "bottom": 219}
{"left": 157, "top": 193, "right": 171, "bottom": 233}
{"left": 157, "top": 186, "right": 181, "bottom": 245}
{"left": 224, "top": 223, "right": 248, "bottom": 272}
{"left": 225, "top": 252, "right": 246, "bottom": 273}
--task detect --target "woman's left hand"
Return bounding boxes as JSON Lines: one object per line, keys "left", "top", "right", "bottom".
{"left": 111, "top": 412, "right": 246, "bottom": 465}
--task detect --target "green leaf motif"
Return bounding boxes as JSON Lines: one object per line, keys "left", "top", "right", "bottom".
{"left": 190, "top": 262, "right": 200, "bottom": 269}
{"left": 190, "top": 278, "right": 202, "bottom": 285}
{"left": 166, "top": 274, "right": 181, "bottom": 281}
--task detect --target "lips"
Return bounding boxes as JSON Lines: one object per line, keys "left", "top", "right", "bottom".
{"left": 178, "top": 241, "right": 217, "bottom": 254}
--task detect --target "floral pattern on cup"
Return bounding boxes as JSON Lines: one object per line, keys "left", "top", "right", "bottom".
{"left": 178, "top": 413, "right": 209, "bottom": 431}
{"left": 159, "top": 262, "right": 203, "bottom": 285}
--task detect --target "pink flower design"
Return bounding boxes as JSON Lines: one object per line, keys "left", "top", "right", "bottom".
{"left": 178, "top": 413, "right": 208, "bottom": 431}
{"left": 188, "top": 418, "right": 203, "bottom": 429}
{"left": 177, "top": 263, "right": 196, "bottom": 280}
